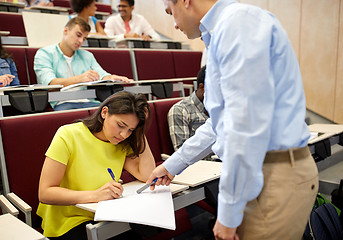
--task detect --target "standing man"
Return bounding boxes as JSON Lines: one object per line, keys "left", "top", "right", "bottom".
{"left": 147, "top": 1, "right": 318, "bottom": 240}
{"left": 104, "top": 0, "right": 160, "bottom": 41}
{"left": 34, "top": 17, "right": 130, "bottom": 111}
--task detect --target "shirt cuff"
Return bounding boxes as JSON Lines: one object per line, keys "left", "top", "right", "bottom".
{"left": 217, "top": 194, "right": 247, "bottom": 228}
{"left": 162, "top": 151, "right": 189, "bottom": 176}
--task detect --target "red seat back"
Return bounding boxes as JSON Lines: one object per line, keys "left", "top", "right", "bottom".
{"left": 153, "top": 99, "right": 182, "bottom": 155}
{"left": 95, "top": 3, "right": 112, "bottom": 15}
{"left": 134, "top": 50, "right": 176, "bottom": 80}
{"left": 0, "top": 110, "right": 90, "bottom": 228}
{"left": 5, "top": 47, "right": 29, "bottom": 85}
{"left": 172, "top": 51, "right": 202, "bottom": 78}
{"left": 25, "top": 48, "right": 39, "bottom": 84}
{"left": 145, "top": 103, "right": 162, "bottom": 163}
{"left": 0, "top": 12, "right": 26, "bottom": 37}
{"left": 86, "top": 49, "right": 133, "bottom": 79}
{"left": 52, "top": 0, "right": 70, "bottom": 8}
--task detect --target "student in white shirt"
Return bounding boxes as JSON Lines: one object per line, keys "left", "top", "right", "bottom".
{"left": 104, "top": 0, "right": 160, "bottom": 41}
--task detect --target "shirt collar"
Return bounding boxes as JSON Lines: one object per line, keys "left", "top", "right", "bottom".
{"left": 199, "top": 0, "right": 237, "bottom": 47}
{"left": 55, "top": 43, "right": 78, "bottom": 59}
{"left": 191, "top": 91, "right": 205, "bottom": 112}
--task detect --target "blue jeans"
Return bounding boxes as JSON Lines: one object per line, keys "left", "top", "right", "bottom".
{"left": 53, "top": 101, "right": 101, "bottom": 111}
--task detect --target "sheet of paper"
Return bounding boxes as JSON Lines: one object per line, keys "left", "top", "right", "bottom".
{"left": 94, "top": 181, "right": 175, "bottom": 230}
{"left": 76, "top": 182, "right": 189, "bottom": 213}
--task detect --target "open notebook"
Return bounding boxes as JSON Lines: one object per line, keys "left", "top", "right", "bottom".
{"left": 60, "top": 79, "right": 120, "bottom": 91}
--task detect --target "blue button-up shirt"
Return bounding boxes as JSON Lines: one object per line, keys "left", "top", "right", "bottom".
{"left": 34, "top": 44, "right": 109, "bottom": 107}
{"left": 0, "top": 58, "right": 20, "bottom": 86}
{"left": 163, "top": 0, "right": 310, "bottom": 228}
{"left": 34, "top": 44, "right": 109, "bottom": 86}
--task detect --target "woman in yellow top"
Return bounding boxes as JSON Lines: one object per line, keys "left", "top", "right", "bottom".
{"left": 37, "top": 91, "right": 155, "bottom": 239}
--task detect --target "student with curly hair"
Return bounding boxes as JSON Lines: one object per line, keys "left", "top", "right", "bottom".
{"left": 69, "top": 0, "right": 106, "bottom": 35}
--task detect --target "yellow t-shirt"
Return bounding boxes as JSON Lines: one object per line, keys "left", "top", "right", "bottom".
{"left": 37, "top": 122, "right": 132, "bottom": 237}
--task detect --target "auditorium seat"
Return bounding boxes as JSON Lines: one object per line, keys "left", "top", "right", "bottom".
{"left": 95, "top": 3, "right": 112, "bottom": 15}
{"left": 153, "top": 99, "right": 182, "bottom": 155}
{"left": 0, "top": 110, "right": 90, "bottom": 229}
{"left": 172, "top": 51, "right": 202, "bottom": 78}
{"left": 86, "top": 48, "right": 133, "bottom": 79}
{"left": 52, "top": 0, "right": 70, "bottom": 8}
{"left": 0, "top": 12, "right": 26, "bottom": 37}
{"left": 6, "top": 47, "right": 29, "bottom": 85}
{"left": 133, "top": 50, "right": 176, "bottom": 80}
{"left": 145, "top": 103, "right": 162, "bottom": 163}
{"left": 25, "top": 48, "right": 39, "bottom": 84}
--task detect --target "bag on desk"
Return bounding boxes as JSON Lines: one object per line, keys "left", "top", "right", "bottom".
{"left": 303, "top": 194, "right": 343, "bottom": 240}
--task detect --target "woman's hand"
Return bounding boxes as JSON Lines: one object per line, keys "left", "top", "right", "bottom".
{"left": 93, "top": 181, "right": 124, "bottom": 202}
{"left": 0, "top": 74, "right": 15, "bottom": 87}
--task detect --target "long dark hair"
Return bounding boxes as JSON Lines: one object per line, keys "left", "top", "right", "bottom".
{"left": 81, "top": 91, "right": 150, "bottom": 158}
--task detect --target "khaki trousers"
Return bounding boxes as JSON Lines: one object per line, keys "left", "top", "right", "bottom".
{"left": 236, "top": 147, "right": 318, "bottom": 240}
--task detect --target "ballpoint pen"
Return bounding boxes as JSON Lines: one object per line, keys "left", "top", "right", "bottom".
{"left": 136, "top": 178, "right": 158, "bottom": 194}
{"left": 107, "top": 168, "right": 116, "bottom": 182}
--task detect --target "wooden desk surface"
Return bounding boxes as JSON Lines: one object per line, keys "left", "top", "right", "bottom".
{"left": 0, "top": 213, "right": 47, "bottom": 240}
{"left": 309, "top": 124, "right": 343, "bottom": 134}
{"left": 308, "top": 124, "right": 343, "bottom": 144}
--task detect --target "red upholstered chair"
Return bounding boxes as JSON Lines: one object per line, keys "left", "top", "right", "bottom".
{"left": 153, "top": 99, "right": 182, "bottom": 156}
{"left": 52, "top": 0, "right": 70, "bottom": 8}
{"left": 172, "top": 51, "right": 202, "bottom": 78}
{"left": 86, "top": 49, "right": 133, "bottom": 79}
{"left": 145, "top": 103, "right": 162, "bottom": 164}
{"left": 95, "top": 3, "right": 112, "bottom": 15}
{"left": 0, "top": 12, "right": 26, "bottom": 37}
{"left": 172, "top": 51, "right": 202, "bottom": 95}
{"left": 5, "top": 47, "right": 29, "bottom": 85}
{"left": 0, "top": 110, "right": 90, "bottom": 229}
{"left": 133, "top": 50, "right": 176, "bottom": 80}
{"left": 25, "top": 48, "right": 39, "bottom": 84}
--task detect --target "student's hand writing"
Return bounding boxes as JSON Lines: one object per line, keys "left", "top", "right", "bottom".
{"left": 104, "top": 74, "right": 132, "bottom": 83}
{"left": 141, "top": 34, "right": 151, "bottom": 41}
{"left": 94, "top": 181, "right": 124, "bottom": 201}
{"left": 213, "top": 220, "right": 239, "bottom": 240}
{"left": 146, "top": 164, "right": 174, "bottom": 191}
{"left": 79, "top": 70, "right": 100, "bottom": 82}
{"left": 0, "top": 74, "right": 15, "bottom": 87}
{"left": 124, "top": 33, "right": 141, "bottom": 39}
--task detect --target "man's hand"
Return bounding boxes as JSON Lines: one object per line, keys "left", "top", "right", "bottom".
{"left": 0, "top": 74, "right": 15, "bottom": 87}
{"left": 124, "top": 33, "right": 141, "bottom": 39}
{"left": 213, "top": 220, "right": 239, "bottom": 240}
{"left": 103, "top": 74, "right": 131, "bottom": 83}
{"left": 79, "top": 70, "right": 100, "bottom": 82}
{"left": 141, "top": 34, "right": 151, "bottom": 41}
{"left": 146, "top": 165, "right": 175, "bottom": 191}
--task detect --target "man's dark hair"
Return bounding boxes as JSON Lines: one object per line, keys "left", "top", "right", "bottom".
{"left": 197, "top": 65, "right": 206, "bottom": 88}
{"left": 121, "top": 0, "right": 135, "bottom": 7}
{"left": 65, "top": 17, "right": 91, "bottom": 33}
{"left": 70, "top": 0, "right": 94, "bottom": 13}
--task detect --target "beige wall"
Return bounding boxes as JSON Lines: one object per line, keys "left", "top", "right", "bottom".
{"left": 133, "top": 0, "right": 204, "bottom": 51}
{"left": 133, "top": 0, "right": 343, "bottom": 123}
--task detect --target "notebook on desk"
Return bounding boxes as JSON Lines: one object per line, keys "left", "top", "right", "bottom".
{"left": 172, "top": 160, "right": 222, "bottom": 187}
{"left": 60, "top": 80, "right": 122, "bottom": 92}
